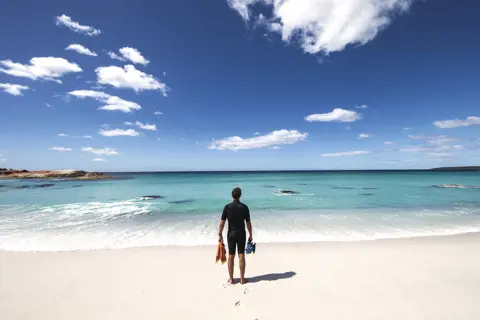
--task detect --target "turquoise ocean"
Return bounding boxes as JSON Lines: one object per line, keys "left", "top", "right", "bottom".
{"left": 1, "top": 171, "right": 480, "bottom": 251}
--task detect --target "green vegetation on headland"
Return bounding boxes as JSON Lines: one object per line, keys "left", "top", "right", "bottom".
{"left": 430, "top": 166, "right": 480, "bottom": 171}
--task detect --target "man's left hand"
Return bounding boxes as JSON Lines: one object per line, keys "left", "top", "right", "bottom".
{"left": 218, "top": 234, "right": 223, "bottom": 242}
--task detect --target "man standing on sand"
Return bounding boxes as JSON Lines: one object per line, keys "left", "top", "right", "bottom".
{"left": 218, "top": 187, "right": 253, "bottom": 285}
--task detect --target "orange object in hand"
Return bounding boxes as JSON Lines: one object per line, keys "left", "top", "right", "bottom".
{"left": 216, "top": 241, "right": 227, "bottom": 265}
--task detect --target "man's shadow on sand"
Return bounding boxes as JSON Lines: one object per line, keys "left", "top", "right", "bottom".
{"left": 248, "top": 271, "right": 296, "bottom": 284}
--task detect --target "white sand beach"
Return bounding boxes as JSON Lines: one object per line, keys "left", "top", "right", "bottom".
{"left": 1, "top": 234, "right": 480, "bottom": 320}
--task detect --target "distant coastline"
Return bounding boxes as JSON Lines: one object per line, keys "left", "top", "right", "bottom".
{"left": 0, "top": 169, "right": 112, "bottom": 180}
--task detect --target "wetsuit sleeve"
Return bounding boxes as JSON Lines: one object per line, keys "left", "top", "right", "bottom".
{"left": 245, "top": 206, "right": 251, "bottom": 222}
{"left": 221, "top": 206, "right": 227, "bottom": 221}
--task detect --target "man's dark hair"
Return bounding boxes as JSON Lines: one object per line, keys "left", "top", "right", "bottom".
{"left": 232, "top": 187, "right": 242, "bottom": 200}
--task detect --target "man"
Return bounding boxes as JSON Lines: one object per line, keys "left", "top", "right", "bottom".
{"left": 218, "top": 187, "right": 253, "bottom": 285}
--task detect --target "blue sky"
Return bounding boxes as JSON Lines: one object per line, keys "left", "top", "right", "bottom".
{"left": 1, "top": 0, "right": 479, "bottom": 171}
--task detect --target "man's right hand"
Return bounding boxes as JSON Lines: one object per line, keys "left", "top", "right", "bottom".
{"left": 248, "top": 235, "right": 253, "bottom": 242}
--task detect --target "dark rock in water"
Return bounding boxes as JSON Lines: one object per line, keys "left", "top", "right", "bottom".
{"left": 72, "top": 185, "right": 83, "bottom": 188}
{"left": 15, "top": 185, "right": 29, "bottom": 189}
{"left": 278, "top": 190, "right": 299, "bottom": 194}
{"left": 331, "top": 186, "right": 355, "bottom": 190}
{"left": 138, "top": 195, "right": 164, "bottom": 200}
{"left": 263, "top": 185, "right": 276, "bottom": 188}
{"left": 362, "top": 187, "right": 378, "bottom": 190}
{"left": 0, "top": 185, "right": 5, "bottom": 188}
{"left": 168, "top": 199, "right": 195, "bottom": 204}
{"left": 361, "top": 193, "right": 375, "bottom": 196}
{"left": 297, "top": 183, "right": 309, "bottom": 186}
{"left": 35, "top": 183, "right": 55, "bottom": 188}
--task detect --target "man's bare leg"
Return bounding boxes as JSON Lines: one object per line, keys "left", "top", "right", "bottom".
{"left": 239, "top": 253, "right": 247, "bottom": 284}
{"left": 227, "top": 254, "right": 235, "bottom": 284}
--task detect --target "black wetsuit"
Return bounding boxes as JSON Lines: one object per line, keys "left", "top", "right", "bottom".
{"left": 221, "top": 200, "right": 250, "bottom": 255}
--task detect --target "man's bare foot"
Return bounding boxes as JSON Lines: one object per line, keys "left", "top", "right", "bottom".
{"left": 240, "top": 278, "right": 248, "bottom": 285}
{"left": 226, "top": 278, "right": 234, "bottom": 285}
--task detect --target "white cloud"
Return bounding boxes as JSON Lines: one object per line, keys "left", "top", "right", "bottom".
{"left": 0, "top": 57, "right": 82, "bottom": 83}
{"left": 57, "top": 133, "right": 67, "bottom": 137}
{"left": 83, "top": 135, "right": 93, "bottom": 139}
{"left": 271, "top": 146, "right": 281, "bottom": 150}
{"left": 107, "top": 51, "right": 126, "bottom": 61}
{"left": 228, "top": 0, "right": 413, "bottom": 54}
{"left": 45, "top": 102, "right": 52, "bottom": 108}
{"left": 92, "top": 158, "right": 108, "bottom": 162}
{"left": 55, "top": 14, "right": 101, "bottom": 36}
{"left": 81, "top": 147, "right": 119, "bottom": 156}
{"left": 356, "top": 104, "right": 368, "bottom": 109}
{"left": 107, "top": 47, "right": 149, "bottom": 65}
{"left": 135, "top": 121, "right": 157, "bottom": 131}
{"left": 403, "top": 127, "right": 411, "bottom": 131}
{"left": 253, "top": 132, "right": 260, "bottom": 135}
{"left": 0, "top": 83, "right": 30, "bottom": 96}
{"left": 65, "top": 44, "right": 97, "bottom": 57}
{"left": 68, "top": 90, "right": 141, "bottom": 113}
{"left": 51, "top": 147, "right": 72, "bottom": 152}
{"left": 99, "top": 129, "right": 140, "bottom": 137}
{"left": 321, "top": 150, "right": 371, "bottom": 157}
{"left": 305, "top": 108, "right": 361, "bottom": 123}
{"left": 433, "top": 117, "right": 480, "bottom": 129}
{"left": 153, "top": 111, "right": 163, "bottom": 115}
{"left": 119, "top": 47, "right": 149, "bottom": 65}
{"left": 358, "top": 133, "right": 372, "bottom": 139}
{"left": 95, "top": 65, "right": 167, "bottom": 94}
{"left": 124, "top": 121, "right": 157, "bottom": 131}
{"left": 384, "top": 141, "right": 393, "bottom": 145}
{"left": 210, "top": 129, "right": 308, "bottom": 150}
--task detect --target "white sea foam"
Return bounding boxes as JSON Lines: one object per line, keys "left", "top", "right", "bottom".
{"left": 1, "top": 203, "right": 480, "bottom": 252}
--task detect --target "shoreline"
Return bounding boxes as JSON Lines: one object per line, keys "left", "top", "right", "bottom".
{"left": 2, "top": 231, "right": 480, "bottom": 254}
{"left": 2, "top": 233, "right": 480, "bottom": 319}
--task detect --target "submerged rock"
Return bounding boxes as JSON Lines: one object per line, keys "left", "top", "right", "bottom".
{"left": 168, "top": 199, "right": 195, "bottom": 204}
{"left": 263, "top": 185, "right": 276, "bottom": 188}
{"left": 361, "top": 193, "right": 375, "bottom": 196}
{"left": 35, "top": 183, "right": 55, "bottom": 188}
{"left": 362, "top": 187, "right": 378, "bottom": 190}
{"left": 15, "top": 185, "right": 29, "bottom": 189}
{"left": 72, "top": 185, "right": 83, "bottom": 188}
{"left": 331, "top": 186, "right": 355, "bottom": 190}
{"left": 278, "top": 190, "right": 299, "bottom": 194}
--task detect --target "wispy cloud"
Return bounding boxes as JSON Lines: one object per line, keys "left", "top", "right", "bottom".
{"left": 0, "top": 83, "right": 29, "bottom": 96}
{"left": 427, "top": 152, "right": 453, "bottom": 158}
{"left": 68, "top": 90, "right": 141, "bottom": 113}
{"left": 433, "top": 116, "right": 480, "bottom": 129}
{"left": 358, "top": 133, "right": 372, "bottom": 139}
{"left": 107, "top": 47, "right": 149, "bottom": 65}
{"left": 210, "top": 129, "right": 308, "bottom": 151}
{"left": 153, "top": 111, "right": 163, "bottom": 115}
{"left": 81, "top": 147, "right": 119, "bottom": 155}
{"left": 400, "top": 145, "right": 465, "bottom": 153}
{"left": 99, "top": 129, "right": 140, "bottom": 137}
{"left": 408, "top": 135, "right": 459, "bottom": 145}
{"left": 228, "top": 0, "right": 413, "bottom": 54}
{"left": 356, "top": 104, "right": 368, "bottom": 109}
{"left": 55, "top": 14, "right": 101, "bottom": 36}
{"left": 50, "top": 147, "right": 72, "bottom": 152}
{"left": 305, "top": 108, "right": 361, "bottom": 123}
{"left": 124, "top": 121, "right": 158, "bottom": 131}
{"left": 384, "top": 141, "right": 394, "bottom": 145}
{"left": 321, "top": 150, "right": 371, "bottom": 157}
{"left": 404, "top": 127, "right": 411, "bottom": 131}
{"left": 65, "top": 44, "right": 97, "bottom": 56}
{"left": 57, "top": 133, "right": 67, "bottom": 137}
{"left": 0, "top": 57, "right": 82, "bottom": 83}
{"left": 95, "top": 65, "right": 167, "bottom": 94}
{"left": 92, "top": 158, "right": 108, "bottom": 162}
